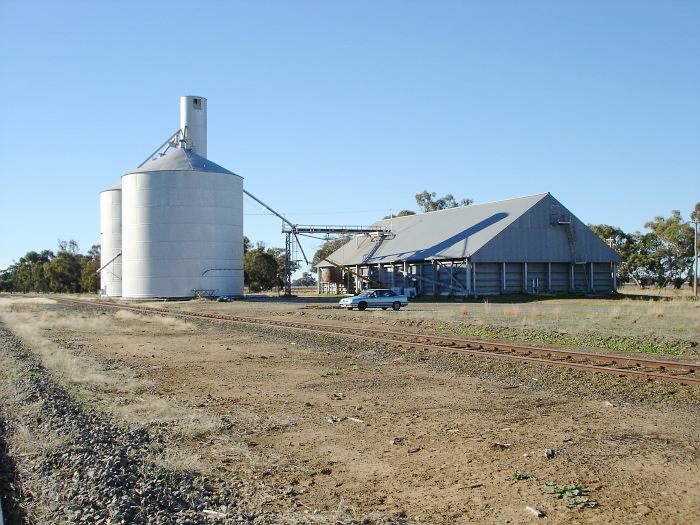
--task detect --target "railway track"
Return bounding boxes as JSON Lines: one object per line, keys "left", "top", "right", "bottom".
{"left": 56, "top": 297, "right": 700, "bottom": 387}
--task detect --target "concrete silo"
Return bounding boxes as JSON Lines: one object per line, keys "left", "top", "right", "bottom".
{"left": 99, "top": 95, "right": 244, "bottom": 299}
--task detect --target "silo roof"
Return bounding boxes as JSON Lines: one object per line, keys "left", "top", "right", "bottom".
{"left": 127, "top": 148, "right": 238, "bottom": 176}
{"left": 99, "top": 183, "right": 122, "bottom": 193}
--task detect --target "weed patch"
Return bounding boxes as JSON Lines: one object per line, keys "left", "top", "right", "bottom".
{"left": 542, "top": 482, "right": 599, "bottom": 509}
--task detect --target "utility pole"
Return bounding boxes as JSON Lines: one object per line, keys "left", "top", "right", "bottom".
{"left": 692, "top": 219, "right": 699, "bottom": 299}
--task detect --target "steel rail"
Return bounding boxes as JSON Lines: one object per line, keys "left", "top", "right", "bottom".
{"left": 261, "top": 320, "right": 697, "bottom": 372}
{"left": 55, "top": 297, "right": 700, "bottom": 387}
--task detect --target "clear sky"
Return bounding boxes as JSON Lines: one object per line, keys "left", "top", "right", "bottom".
{"left": 1, "top": 0, "right": 698, "bottom": 272}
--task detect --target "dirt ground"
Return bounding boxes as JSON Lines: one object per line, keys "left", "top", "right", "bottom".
{"left": 134, "top": 292, "right": 700, "bottom": 356}
{"left": 1, "top": 296, "right": 699, "bottom": 524}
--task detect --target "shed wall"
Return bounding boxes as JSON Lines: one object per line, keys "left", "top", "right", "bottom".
{"left": 526, "top": 263, "right": 547, "bottom": 293}
{"left": 475, "top": 263, "right": 500, "bottom": 294}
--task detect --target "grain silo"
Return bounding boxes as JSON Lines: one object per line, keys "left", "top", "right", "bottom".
{"left": 99, "top": 96, "right": 244, "bottom": 299}
{"left": 98, "top": 185, "right": 122, "bottom": 296}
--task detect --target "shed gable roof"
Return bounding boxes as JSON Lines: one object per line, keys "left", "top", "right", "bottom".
{"left": 469, "top": 194, "right": 621, "bottom": 263}
{"left": 320, "top": 193, "right": 549, "bottom": 266}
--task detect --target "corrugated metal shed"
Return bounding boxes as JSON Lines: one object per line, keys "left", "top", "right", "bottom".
{"left": 319, "top": 193, "right": 620, "bottom": 267}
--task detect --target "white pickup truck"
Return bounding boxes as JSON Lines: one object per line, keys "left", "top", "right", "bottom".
{"left": 339, "top": 289, "right": 409, "bottom": 311}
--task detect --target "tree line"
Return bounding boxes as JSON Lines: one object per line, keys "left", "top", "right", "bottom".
{"left": 590, "top": 204, "right": 699, "bottom": 288}
{"left": 0, "top": 240, "right": 100, "bottom": 293}
{"left": 0, "top": 237, "right": 314, "bottom": 295}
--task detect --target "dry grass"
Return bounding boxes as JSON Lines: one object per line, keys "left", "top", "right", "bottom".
{"left": 0, "top": 307, "right": 148, "bottom": 394}
{"left": 11, "top": 420, "right": 70, "bottom": 457}
{"left": 467, "top": 300, "right": 698, "bottom": 343}
{"left": 0, "top": 351, "right": 71, "bottom": 460}
{"left": 618, "top": 283, "right": 697, "bottom": 299}
{"left": 150, "top": 446, "right": 210, "bottom": 474}
{"left": 453, "top": 297, "right": 700, "bottom": 346}
{"left": 111, "top": 395, "right": 223, "bottom": 439}
{"left": 114, "top": 309, "right": 197, "bottom": 331}
{"left": 0, "top": 296, "right": 57, "bottom": 306}
{"left": 210, "top": 439, "right": 288, "bottom": 473}
{"left": 0, "top": 299, "right": 232, "bottom": 461}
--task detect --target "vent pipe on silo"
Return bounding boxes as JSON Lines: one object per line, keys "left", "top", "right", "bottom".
{"left": 180, "top": 96, "right": 207, "bottom": 158}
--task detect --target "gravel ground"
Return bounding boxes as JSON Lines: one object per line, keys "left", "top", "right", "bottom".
{"left": 0, "top": 325, "right": 407, "bottom": 525}
{"left": 206, "top": 316, "right": 699, "bottom": 408}
{"left": 1, "top": 298, "right": 698, "bottom": 524}
{"left": 58, "top": 299, "right": 700, "bottom": 407}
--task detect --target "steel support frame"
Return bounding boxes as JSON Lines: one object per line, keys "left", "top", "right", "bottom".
{"left": 435, "top": 259, "right": 468, "bottom": 295}
{"left": 284, "top": 231, "right": 293, "bottom": 296}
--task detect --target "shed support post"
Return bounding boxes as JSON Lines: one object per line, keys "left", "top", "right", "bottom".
{"left": 472, "top": 262, "right": 477, "bottom": 297}
{"left": 524, "top": 262, "right": 528, "bottom": 293}
{"left": 502, "top": 262, "right": 506, "bottom": 293}
{"left": 418, "top": 264, "right": 423, "bottom": 296}
{"left": 569, "top": 264, "right": 574, "bottom": 293}
{"left": 390, "top": 263, "right": 395, "bottom": 289}
{"left": 547, "top": 262, "right": 552, "bottom": 292}
{"left": 432, "top": 261, "right": 437, "bottom": 297}
{"left": 450, "top": 261, "right": 455, "bottom": 297}
{"left": 317, "top": 267, "right": 322, "bottom": 294}
{"left": 612, "top": 262, "right": 617, "bottom": 292}
{"left": 465, "top": 259, "right": 469, "bottom": 294}
{"left": 590, "top": 262, "right": 594, "bottom": 292}
{"left": 403, "top": 261, "right": 408, "bottom": 291}
{"left": 355, "top": 265, "right": 360, "bottom": 293}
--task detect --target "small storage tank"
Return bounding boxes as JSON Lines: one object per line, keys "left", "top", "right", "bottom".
{"left": 121, "top": 148, "right": 244, "bottom": 298}
{"left": 321, "top": 267, "right": 342, "bottom": 283}
{"left": 99, "top": 185, "right": 122, "bottom": 296}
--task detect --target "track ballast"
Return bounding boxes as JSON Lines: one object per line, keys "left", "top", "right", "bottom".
{"left": 57, "top": 297, "right": 700, "bottom": 387}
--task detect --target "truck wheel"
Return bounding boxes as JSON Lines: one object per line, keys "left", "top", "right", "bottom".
{"left": 346, "top": 307, "right": 353, "bottom": 311}
{"left": 358, "top": 302, "right": 367, "bottom": 311}
{"left": 392, "top": 301, "right": 401, "bottom": 311}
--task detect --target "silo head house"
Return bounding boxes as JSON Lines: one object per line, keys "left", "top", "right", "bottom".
{"left": 99, "top": 96, "right": 244, "bottom": 299}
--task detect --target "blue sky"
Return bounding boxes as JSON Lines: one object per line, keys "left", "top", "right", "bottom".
{"left": 1, "top": 1, "right": 698, "bottom": 272}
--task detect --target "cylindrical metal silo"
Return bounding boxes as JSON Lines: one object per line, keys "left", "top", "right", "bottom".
{"left": 120, "top": 148, "right": 243, "bottom": 299}
{"left": 99, "top": 185, "right": 122, "bottom": 296}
